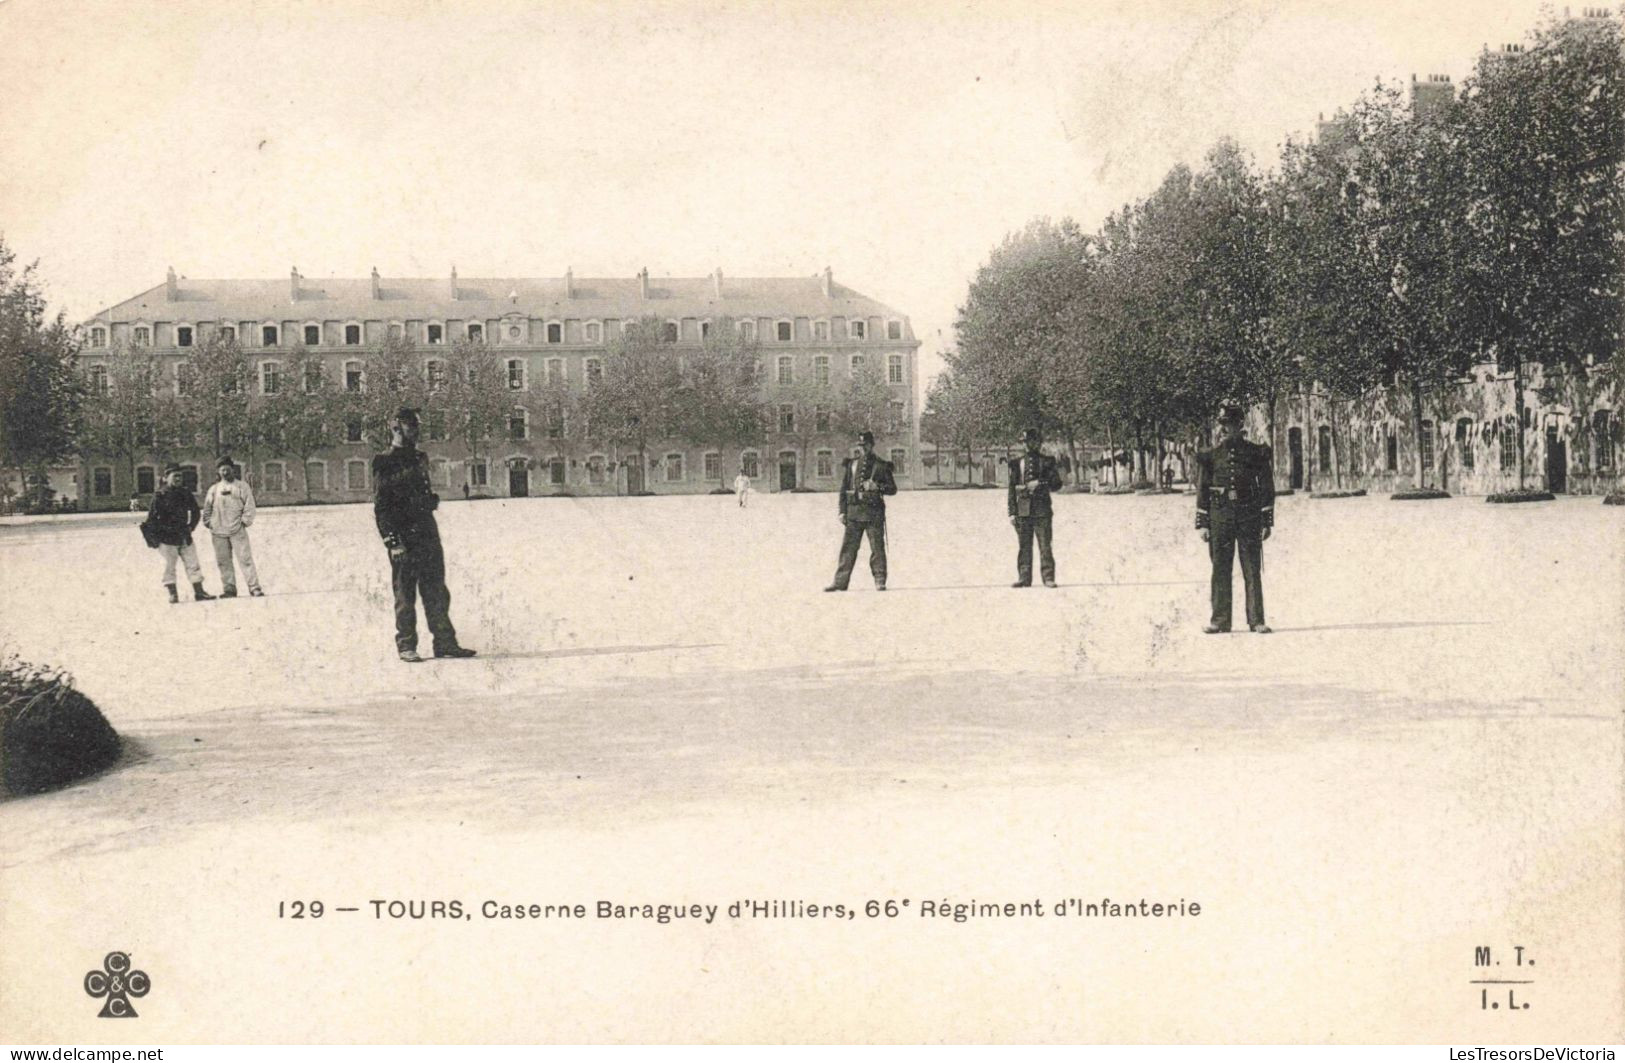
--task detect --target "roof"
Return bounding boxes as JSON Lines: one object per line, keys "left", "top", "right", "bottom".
{"left": 89, "top": 274, "right": 911, "bottom": 326}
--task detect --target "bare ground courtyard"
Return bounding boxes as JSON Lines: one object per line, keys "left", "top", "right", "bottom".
{"left": 1, "top": 490, "right": 1620, "bottom": 1042}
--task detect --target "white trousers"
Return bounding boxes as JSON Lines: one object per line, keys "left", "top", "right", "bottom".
{"left": 211, "top": 530, "right": 261, "bottom": 591}
{"left": 159, "top": 543, "right": 204, "bottom": 586}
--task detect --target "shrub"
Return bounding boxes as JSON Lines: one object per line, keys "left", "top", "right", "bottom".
{"left": 1486, "top": 489, "right": 1556, "bottom": 503}
{"left": 1, "top": 657, "right": 121, "bottom": 797}
{"left": 1311, "top": 489, "right": 1367, "bottom": 499}
{"left": 1391, "top": 488, "right": 1451, "bottom": 500}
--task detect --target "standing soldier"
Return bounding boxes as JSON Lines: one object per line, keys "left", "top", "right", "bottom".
{"left": 145, "top": 464, "right": 215, "bottom": 604}
{"left": 825, "top": 430, "right": 897, "bottom": 592}
{"left": 373, "top": 408, "right": 476, "bottom": 663}
{"left": 1008, "top": 427, "right": 1063, "bottom": 588}
{"left": 200, "top": 456, "right": 264, "bottom": 598}
{"left": 1194, "top": 401, "right": 1275, "bottom": 634}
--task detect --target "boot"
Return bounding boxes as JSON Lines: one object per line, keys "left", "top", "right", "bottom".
{"left": 220, "top": 586, "right": 238, "bottom": 599}
{"left": 166, "top": 585, "right": 179, "bottom": 605}
{"left": 192, "top": 581, "right": 216, "bottom": 601}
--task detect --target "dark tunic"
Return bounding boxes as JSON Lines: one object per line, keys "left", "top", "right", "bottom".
{"left": 144, "top": 486, "right": 200, "bottom": 547}
{"left": 372, "top": 445, "right": 458, "bottom": 653}
{"left": 1194, "top": 437, "right": 1276, "bottom": 629}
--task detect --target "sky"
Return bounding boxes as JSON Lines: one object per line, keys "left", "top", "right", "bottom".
{"left": 0, "top": 0, "right": 1549, "bottom": 389}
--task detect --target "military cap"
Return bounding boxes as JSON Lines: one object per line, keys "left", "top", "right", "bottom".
{"left": 1217, "top": 400, "right": 1245, "bottom": 424}
{"left": 856, "top": 430, "right": 875, "bottom": 445}
{"left": 162, "top": 462, "right": 184, "bottom": 475}
{"left": 394, "top": 407, "right": 421, "bottom": 424}
{"left": 215, "top": 455, "right": 236, "bottom": 469}
{"left": 1022, "top": 427, "right": 1043, "bottom": 442}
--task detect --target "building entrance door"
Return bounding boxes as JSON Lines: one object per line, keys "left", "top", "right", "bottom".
{"left": 1546, "top": 427, "right": 1567, "bottom": 493}
{"left": 779, "top": 452, "right": 798, "bottom": 491}
{"left": 508, "top": 463, "right": 529, "bottom": 497}
{"left": 625, "top": 459, "right": 644, "bottom": 494}
{"left": 1288, "top": 428, "right": 1304, "bottom": 490}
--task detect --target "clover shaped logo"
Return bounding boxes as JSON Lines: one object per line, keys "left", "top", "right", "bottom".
{"left": 84, "top": 952, "right": 149, "bottom": 1017}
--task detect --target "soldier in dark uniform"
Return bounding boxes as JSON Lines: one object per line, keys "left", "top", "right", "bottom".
{"left": 1194, "top": 401, "right": 1275, "bottom": 634}
{"left": 373, "top": 408, "right": 476, "bottom": 663}
{"left": 1008, "top": 427, "right": 1063, "bottom": 588}
{"left": 825, "top": 430, "right": 897, "bottom": 592}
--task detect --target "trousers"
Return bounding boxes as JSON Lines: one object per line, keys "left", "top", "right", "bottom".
{"left": 389, "top": 526, "right": 458, "bottom": 653}
{"left": 1209, "top": 511, "right": 1265, "bottom": 629}
{"left": 832, "top": 519, "right": 887, "bottom": 588}
{"left": 159, "top": 543, "right": 203, "bottom": 586}
{"left": 1014, "top": 514, "right": 1055, "bottom": 584}
{"left": 211, "top": 530, "right": 261, "bottom": 592}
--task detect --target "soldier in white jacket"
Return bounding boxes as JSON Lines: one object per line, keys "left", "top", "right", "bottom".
{"left": 201, "top": 456, "right": 264, "bottom": 598}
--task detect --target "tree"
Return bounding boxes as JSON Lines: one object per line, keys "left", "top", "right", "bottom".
{"left": 182, "top": 333, "right": 249, "bottom": 460}
{"left": 442, "top": 340, "right": 507, "bottom": 489}
{"left": 921, "top": 370, "right": 987, "bottom": 484}
{"left": 1456, "top": 14, "right": 1624, "bottom": 489}
{"left": 834, "top": 355, "right": 904, "bottom": 445}
{"left": 0, "top": 239, "right": 82, "bottom": 495}
{"left": 257, "top": 347, "right": 339, "bottom": 502}
{"left": 79, "top": 343, "right": 162, "bottom": 494}
{"left": 675, "top": 319, "right": 764, "bottom": 488}
{"left": 362, "top": 334, "right": 428, "bottom": 448}
{"left": 579, "top": 317, "right": 681, "bottom": 492}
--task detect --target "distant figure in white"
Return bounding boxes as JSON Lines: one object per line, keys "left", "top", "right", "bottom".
{"left": 733, "top": 471, "right": 751, "bottom": 508}
{"left": 201, "top": 456, "right": 264, "bottom": 598}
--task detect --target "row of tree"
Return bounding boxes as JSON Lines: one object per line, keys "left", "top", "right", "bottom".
{"left": 928, "top": 13, "right": 1623, "bottom": 490}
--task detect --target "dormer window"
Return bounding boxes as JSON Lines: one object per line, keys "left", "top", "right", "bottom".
{"left": 887, "top": 320, "right": 903, "bottom": 340}
{"left": 467, "top": 323, "right": 484, "bottom": 343}
{"left": 344, "top": 323, "right": 362, "bottom": 345}
{"left": 262, "top": 324, "right": 279, "bottom": 347}
{"left": 776, "top": 320, "right": 793, "bottom": 342}
{"left": 813, "top": 320, "right": 829, "bottom": 341}
{"left": 133, "top": 326, "right": 151, "bottom": 347}
{"left": 89, "top": 327, "right": 108, "bottom": 347}
{"left": 584, "top": 321, "right": 602, "bottom": 344}
{"left": 388, "top": 322, "right": 404, "bottom": 341}
{"left": 700, "top": 320, "right": 713, "bottom": 340}
{"left": 849, "top": 319, "right": 866, "bottom": 340}
{"left": 738, "top": 320, "right": 756, "bottom": 342}
{"left": 304, "top": 324, "right": 321, "bottom": 346}
{"left": 219, "top": 326, "right": 236, "bottom": 344}
{"left": 547, "top": 322, "right": 563, "bottom": 344}
{"left": 427, "top": 323, "right": 444, "bottom": 344}
{"left": 663, "top": 320, "right": 679, "bottom": 343}
{"left": 176, "top": 326, "right": 194, "bottom": 347}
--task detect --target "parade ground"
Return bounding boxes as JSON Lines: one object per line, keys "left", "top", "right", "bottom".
{"left": 1, "top": 489, "right": 1620, "bottom": 1043}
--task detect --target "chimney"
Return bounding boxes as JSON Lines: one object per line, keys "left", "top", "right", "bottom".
{"left": 565, "top": 268, "right": 574, "bottom": 299}
{"left": 165, "top": 267, "right": 178, "bottom": 302}
{"left": 639, "top": 267, "right": 649, "bottom": 299}
{"left": 821, "top": 266, "right": 833, "bottom": 298}
{"left": 449, "top": 265, "right": 458, "bottom": 301}
{"left": 712, "top": 268, "right": 723, "bottom": 298}
{"left": 370, "top": 267, "right": 381, "bottom": 300}
{"left": 1411, "top": 73, "right": 1453, "bottom": 123}
{"left": 290, "top": 266, "right": 300, "bottom": 302}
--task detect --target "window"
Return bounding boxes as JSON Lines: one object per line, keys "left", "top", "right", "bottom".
{"left": 262, "top": 324, "right": 279, "bottom": 347}
{"left": 507, "top": 359, "right": 526, "bottom": 390}
{"left": 303, "top": 362, "right": 324, "bottom": 393}
{"left": 88, "top": 364, "right": 109, "bottom": 395}
{"left": 890, "top": 447, "right": 907, "bottom": 470}
{"left": 93, "top": 467, "right": 113, "bottom": 497}
{"left": 889, "top": 400, "right": 905, "bottom": 423}
{"left": 509, "top": 407, "right": 529, "bottom": 441}
{"left": 345, "top": 416, "right": 365, "bottom": 444}
{"left": 343, "top": 361, "right": 363, "bottom": 393}
{"left": 850, "top": 353, "right": 865, "bottom": 372}
{"left": 1318, "top": 426, "right": 1332, "bottom": 474}
{"left": 1386, "top": 431, "right": 1398, "bottom": 472}
{"left": 776, "top": 320, "right": 792, "bottom": 342}
{"left": 778, "top": 404, "right": 795, "bottom": 434}
{"left": 263, "top": 462, "right": 286, "bottom": 492}
{"left": 741, "top": 451, "right": 760, "bottom": 478}
{"left": 425, "top": 410, "right": 447, "bottom": 442}
{"left": 345, "top": 323, "right": 362, "bottom": 345}
{"left": 1596, "top": 411, "right": 1614, "bottom": 470}
{"left": 750, "top": 358, "right": 764, "bottom": 384}
{"left": 703, "top": 452, "right": 720, "bottom": 480}
{"left": 585, "top": 358, "right": 603, "bottom": 386}
{"left": 815, "top": 406, "right": 831, "bottom": 433}
{"left": 814, "top": 355, "right": 830, "bottom": 386}
{"left": 849, "top": 319, "right": 866, "bottom": 340}
{"left": 547, "top": 322, "right": 562, "bottom": 344}
{"left": 887, "top": 320, "right": 903, "bottom": 340}
{"left": 546, "top": 404, "right": 565, "bottom": 439}
{"left": 738, "top": 320, "right": 756, "bottom": 342}
{"left": 90, "top": 326, "right": 107, "bottom": 347}
{"left": 427, "top": 323, "right": 443, "bottom": 345}
{"left": 1419, "top": 420, "right": 1435, "bottom": 471}
{"left": 584, "top": 321, "right": 602, "bottom": 344}
{"left": 1457, "top": 419, "right": 1475, "bottom": 471}
{"left": 700, "top": 320, "right": 712, "bottom": 340}
{"left": 388, "top": 323, "right": 404, "bottom": 341}
{"left": 888, "top": 354, "right": 904, "bottom": 384}
{"left": 546, "top": 358, "right": 564, "bottom": 386}
{"left": 816, "top": 450, "right": 834, "bottom": 478}
{"left": 177, "top": 326, "right": 194, "bottom": 347}
{"left": 587, "top": 456, "right": 606, "bottom": 485}
{"left": 469, "top": 461, "right": 488, "bottom": 488}
{"left": 777, "top": 356, "right": 794, "bottom": 386}
{"left": 346, "top": 460, "right": 368, "bottom": 491}
{"left": 133, "top": 326, "right": 151, "bottom": 347}
{"left": 1501, "top": 421, "right": 1518, "bottom": 471}
{"left": 175, "top": 362, "right": 194, "bottom": 397}
{"left": 426, "top": 360, "right": 446, "bottom": 392}
{"left": 663, "top": 321, "right": 679, "bottom": 343}
{"left": 136, "top": 466, "right": 156, "bottom": 494}
{"left": 813, "top": 320, "right": 829, "bottom": 341}
{"left": 305, "top": 462, "right": 327, "bottom": 492}
{"left": 261, "top": 362, "right": 282, "bottom": 396}
{"left": 664, "top": 453, "right": 684, "bottom": 482}
{"left": 218, "top": 325, "right": 236, "bottom": 344}
{"left": 467, "top": 323, "right": 484, "bottom": 343}
{"left": 303, "top": 324, "right": 320, "bottom": 346}
{"left": 549, "top": 457, "right": 567, "bottom": 486}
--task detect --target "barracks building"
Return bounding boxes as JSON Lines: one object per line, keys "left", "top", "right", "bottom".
{"left": 72, "top": 267, "right": 923, "bottom": 508}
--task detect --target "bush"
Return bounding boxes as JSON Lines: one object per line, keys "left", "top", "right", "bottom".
{"left": 1311, "top": 489, "right": 1367, "bottom": 499}
{"left": 708, "top": 488, "right": 734, "bottom": 495}
{"left": 1391, "top": 488, "right": 1451, "bottom": 500}
{"left": 1605, "top": 493, "right": 1624, "bottom": 506}
{"left": 1, "top": 658, "right": 121, "bottom": 797}
{"left": 1486, "top": 489, "right": 1556, "bottom": 503}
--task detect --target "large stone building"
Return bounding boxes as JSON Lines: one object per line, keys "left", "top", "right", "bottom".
{"left": 73, "top": 267, "right": 922, "bottom": 508}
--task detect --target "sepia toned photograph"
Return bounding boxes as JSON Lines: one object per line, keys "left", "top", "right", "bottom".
{"left": 1, "top": 0, "right": 1620, "bottom": 1046}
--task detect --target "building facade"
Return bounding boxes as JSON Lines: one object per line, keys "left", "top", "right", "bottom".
{"left": 73, "top": 267, "right": 923, "bottom": 509}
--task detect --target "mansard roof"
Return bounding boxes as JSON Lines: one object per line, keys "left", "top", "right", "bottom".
{"left": 89, "top": 274, "right": 911, "bottom": 328}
